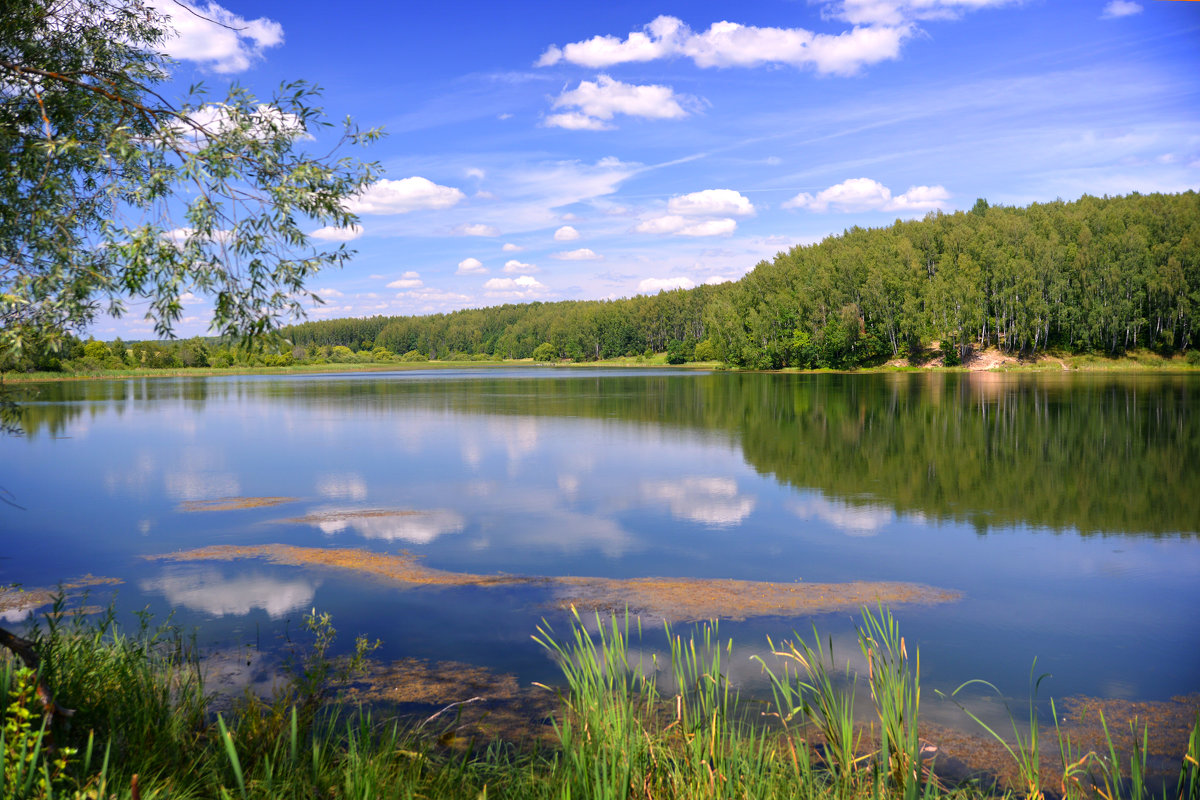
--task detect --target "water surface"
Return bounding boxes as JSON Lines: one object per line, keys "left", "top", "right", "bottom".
{"left": 3, "top": 368, "right": 1198, "bottom": 720}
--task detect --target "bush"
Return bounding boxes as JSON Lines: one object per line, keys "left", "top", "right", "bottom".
{"left": 400, "top": 350, "right": 428, "bottom": 362}
{"left": 693, "top": 339, "right": 717, "bottom": 362}
{"left": 532, "top": 342, "right": 557, "bottom": 362}
{"left": 1187, "top": 349, "right": 1200, "bottom": 366}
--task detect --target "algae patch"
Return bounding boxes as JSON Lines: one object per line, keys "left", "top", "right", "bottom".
{"left": 0, "top": 574, "right": 123, "bottom": 618}
{"left": 147, "top": 544, "right": 960, "bottom": 622}
{"left": 179, "top": 496, "right": 297, "bottom": 512}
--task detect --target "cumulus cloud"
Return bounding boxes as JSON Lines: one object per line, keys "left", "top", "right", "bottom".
{"left": 484, "top": 275, "right": 547, "bottom": 296}
{"left": 502, "top": 259, "right": 539, "bottom": 274}
{"left": 386, "top": 271, "right": 423, "bottom": 289}
{"left": 502, "top": 243, "right": 524, "bottom": 252}
{"left": 536, "top": 15, "right": 907, "bottom": 76}
{"left": 546, "top": 75, "right": 697, "bottom": 130}
{"left": 455, "top": 223, "right": 500, "bottom": 236}
{"left": 153, "top": 0, "right": 283, "bottom": 73}
{"left": 667, "top": 189, "right": 755, "bottom": 217}
{"left": 1100, "top": 0, "right": 1142, "bottom": 18}
{"left": 552, "top": 248, "right": 601, "bottom": 261}
{"left": 554, "top": 225, "right": 580, "bottom": 241}
{"left": 634, "top": 216, "right": 737, "bottom": 236}
{"left": 456, "top": 257, "right": 487, "bottom": 275}
{"left": 346, "top": 177, "right": 465, "bottom": 215}
{"left": 783, "top": 178, "right": 950, "bottom": 213}
{"left": 309, "top": 224, "right": 363, "bottom": 242}
{"left": 638, "top": 277, "right": 696, "bottom": 293}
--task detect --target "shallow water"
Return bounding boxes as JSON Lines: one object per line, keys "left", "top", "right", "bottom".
{"left": 3, "top": 368, "right": 1198, "bottom": 724}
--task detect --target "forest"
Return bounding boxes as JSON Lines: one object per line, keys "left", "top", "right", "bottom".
{"left": 5, "top": 191, "right": 1198, "bottom": 373}
{"left": 259, "top": 191, "right": 1200, "bottom": 368}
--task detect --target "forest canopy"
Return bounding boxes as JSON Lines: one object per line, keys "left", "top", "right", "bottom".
{"left": 280, "top": 191, "right": 1199, "bottom": 369}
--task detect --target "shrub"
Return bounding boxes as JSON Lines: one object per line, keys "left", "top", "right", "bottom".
{"left": 400, "top": 350, "right": 428, "bottom": 362}
{"left": 532, "top": 342, "right": 557, "bottom": 362}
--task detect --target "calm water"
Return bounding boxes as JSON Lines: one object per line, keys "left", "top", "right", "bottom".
{"left": 3, "top": 368, "right": 1198, "bottom": 720}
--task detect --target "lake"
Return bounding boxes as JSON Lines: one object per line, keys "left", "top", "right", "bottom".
{"left": 3, "top": 368, "right": 1198, "bottom": 736}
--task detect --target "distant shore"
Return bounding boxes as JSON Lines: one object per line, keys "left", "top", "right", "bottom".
{"left": 3, "top": 346, "right": 1196, "bottom": 383}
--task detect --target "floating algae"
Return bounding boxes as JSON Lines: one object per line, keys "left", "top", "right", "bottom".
{"left": 0, "top": 574, "right": 123, "bottom": 618}
{"left": 147, "top": 544, "right": 960, "bottom": 623}
{"left": 179, "top": 496, "right": 297, "bottom": 512}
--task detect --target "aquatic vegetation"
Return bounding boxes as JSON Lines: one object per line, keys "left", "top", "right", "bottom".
{"left": 148, "top": 543, "right": 960, "bottom": 622}
{"left": 1, "top": 603, "right": 1196, "bottom": 799}
{"left": 178, "top": 497, "right": 297, "bottom": 512}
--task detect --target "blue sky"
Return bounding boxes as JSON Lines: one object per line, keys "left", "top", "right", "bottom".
{"left": 99, "top": 0, "right": 1200, "bottom": 339}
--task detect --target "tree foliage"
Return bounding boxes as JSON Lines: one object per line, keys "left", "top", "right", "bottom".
{"left": 272, "top": 192, "right": 1199, "bottom": 369}
{"left": 0, "top": 0, "right": 380, "bottom": 365}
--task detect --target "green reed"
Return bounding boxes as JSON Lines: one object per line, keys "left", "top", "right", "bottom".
{"left": 3, "top": 599, "right": 1197, "bottom": 799}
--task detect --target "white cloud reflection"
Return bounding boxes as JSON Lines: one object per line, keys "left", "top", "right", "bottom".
{"left": 307, "top": 508, "right": 466, "bottom": 543}
{"left": 642, "top": 477, "right": 756, "bottom": 527}
{"left": 790, "top": 495, "right": 894, "bottom": 536}
{"left": 141, "top": 569, "right": 316, "bottom": 618}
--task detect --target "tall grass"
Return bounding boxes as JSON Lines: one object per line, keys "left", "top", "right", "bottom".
{"left": 2, "top": 601, "right": 1196, "bottom": 799}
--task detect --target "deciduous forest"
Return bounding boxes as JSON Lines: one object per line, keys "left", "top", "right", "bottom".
{"left": 6, "top": 191, "right": 1198, "bottom": 372}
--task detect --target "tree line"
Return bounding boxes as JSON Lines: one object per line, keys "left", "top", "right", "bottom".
{"left": 284, "top": 191, "right": 1200, "bottom": 368}
{"left": 4, "top": 191, "right": 1198, "bottom": 374}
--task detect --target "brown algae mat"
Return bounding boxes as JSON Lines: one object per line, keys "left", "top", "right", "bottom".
{"left": 0, "top": 575, "right": 123, "bottom": 616}
{"left": 147, "top": 544, "right": 959, "bottom": 622}
{"left": 178, "top": 496, "right": 298, "bottom": 512}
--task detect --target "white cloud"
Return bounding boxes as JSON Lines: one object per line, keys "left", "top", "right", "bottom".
{"left": 1100, "top": 0, "right": 1142, "bottom": 18}
{"left": 309, "top": 224, "right": 363, "bottom": 242}
{"left": 386, "top": 271, "right": 423, "bottom": 289}
{"left": 502, "top": 243, "right": 524, "bottom": 252}
{"left": 544, "top": 112, "right": 613, "bottom": 131}
{"left": 667, "top": 189, "right": 755, "bottom": 217}
{"left": 537, "top": 15, "right": 908, "bottom": 76}
{"left": 393, "top": 287, "right": 472, "bottom": 304}
{"left": 484, "top": 275, "right": 547, "bottom": 296}
{"left": 680, "top": 219, "right": 738, "bottom": 236}
{"left": 466, "top": 167, "right": 486, "bottom": 179}
{"left": 502, "top": 259, "right": 539, "bottom": 274}
{"left": 314, "top": 287, "right": 343, "bottom": 298}
{"left": 455, "top": 223, "right": 500, "bottom": 236}
{"left": 552, "top": 248, "right": 601, "bottom": 261}
{"left": 554, "top": 225, "right": 581, "bottom": 241}
{"left": 153, "top": 0, "right": 283, "bottom": 74}
{"left": 637, "top": 216, "right": 738, "bottom": 236}
{"left": 546, "top": 75, "right": 696, "bottom": 130}
{"left": 346, "top": 177, "right": 465, "bottom": 215}
{"left": 833, "top": 0, "right": 1015, "bottom": 26}
{"left": 783, "top": 177, "right": 950, "bottom": 213}
{"left": 634, "top": 215, "right": 689, "bottom": 235}
{"left": 456, "top": 257, "right": 487, "bottom": 275}
{"left": 638, "top": 276, "right": 696, "bottom": 293}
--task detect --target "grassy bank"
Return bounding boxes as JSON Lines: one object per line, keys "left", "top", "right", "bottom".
{"left": 2, "top": 604, "right": 1196, "bottom": 800}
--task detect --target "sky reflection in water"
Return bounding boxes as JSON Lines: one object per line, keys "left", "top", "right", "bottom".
{"left": 3, "top": 369, "right": 1199, "bottom": 713}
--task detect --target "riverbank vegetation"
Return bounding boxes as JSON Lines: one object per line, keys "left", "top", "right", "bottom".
{"left": 9, "top": 191, "right": 1196, "bottom": 378}
{"left": 2, "top": 602, "right": 1196, "bottom": 799}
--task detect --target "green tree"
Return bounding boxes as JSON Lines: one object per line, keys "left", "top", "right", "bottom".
{"left": 532, "top": 342, "right": 557, "bottom": 362}
{"left": 0, "top": 0, "right": 380, "bottom": 366}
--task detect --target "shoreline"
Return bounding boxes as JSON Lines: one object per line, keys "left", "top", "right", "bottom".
{"left": 3, "top": 347, "right": 1197, "bottom": 383}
